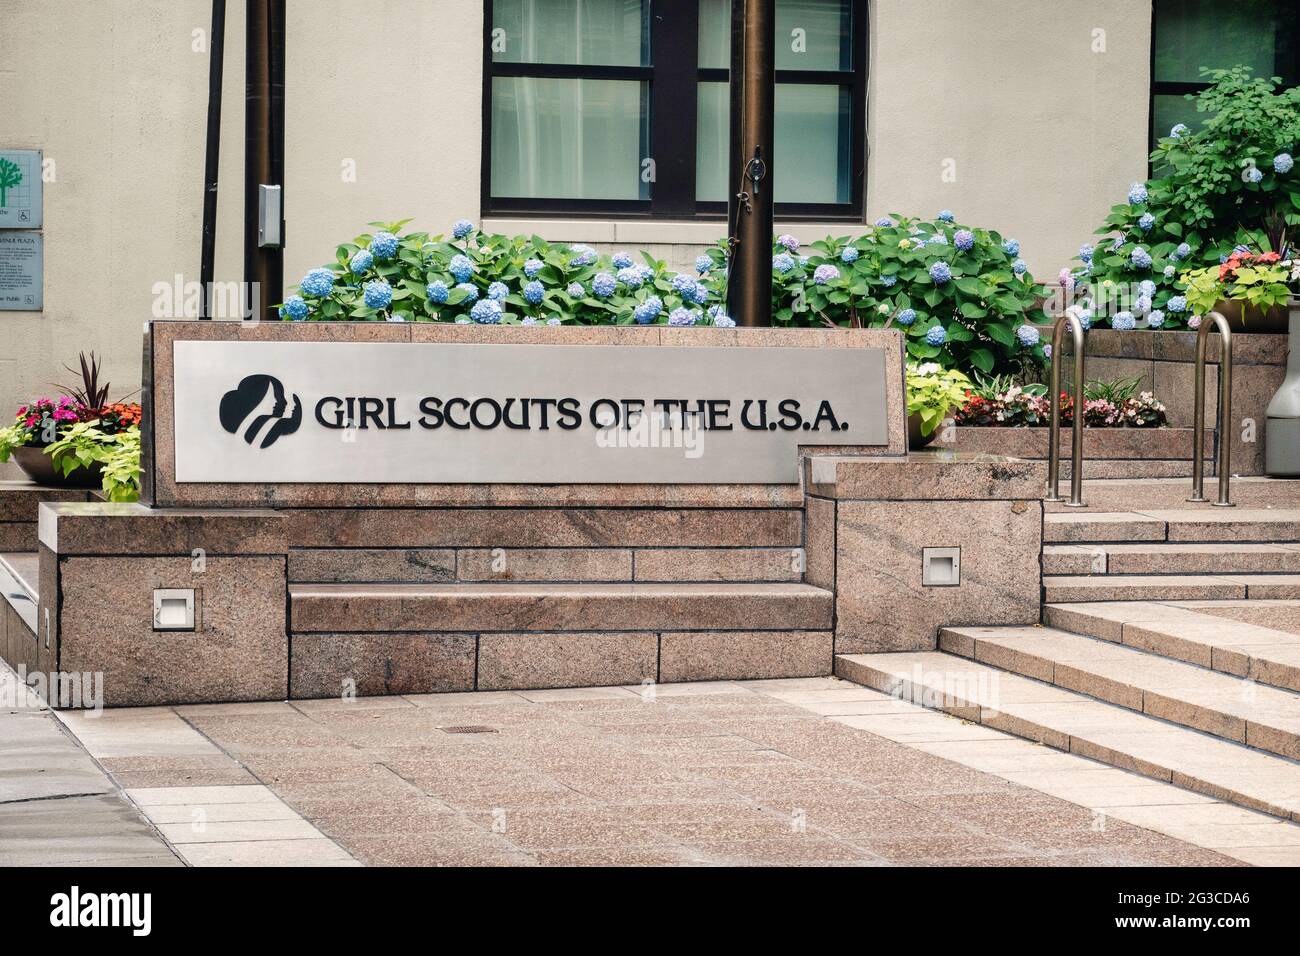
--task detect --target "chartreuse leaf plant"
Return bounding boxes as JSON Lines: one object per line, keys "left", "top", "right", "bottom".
{"left": 905, "top": 362, "right": 972, "bottom": 437}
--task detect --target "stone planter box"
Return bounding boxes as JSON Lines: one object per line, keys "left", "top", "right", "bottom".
{"left": 1028, "top": 329, "right": 1285, "bottom": 476}
{"left": 942, "top": 426, "right": 1212, "bottom": 479}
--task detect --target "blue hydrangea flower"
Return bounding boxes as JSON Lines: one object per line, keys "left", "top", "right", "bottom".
{"left": 777, "top": 234, "right": 799, "bottom": 252}
{"left": 385, "top": 313, "right": 405, "bottom": 323}
{"left": 449, "top": 254, "right": 474, "bottom": 282}
{"left": 426, "top": 280, "right": 449, "bottom": 303}
{"left": 546, "top": 317, "right": 562, "bottom": 326}
{"left": 1135, "top": 296, "right": 1152, "bottom": 316}
{"left": 349, "top": 250, "right": 374, "bottom": 274}
{"left": 1166, "top": 295, "right": 1187, "bottom": 313}
{"left": 1245, "top": 164, "right": 1264, "bottom": 184}
{"left": 617, "top": 266, "right": 645, "bottom": 289}
{"left": 695, "top": 254, "right": 713, "bottom": 274}
{"left": 896, "top": 308, "right": 917, "bottom": 326}
{"left": 566, "top": 282, "right": 585, "bottom": 298}
{"left": 1079, "top": 243, "right": 1094, "bottom": 261}
{"left": 1275, "top": 153, "right": 1294, "bottom": 174}
{"left": 813, "top": 264, "right": 840, "bottom": 285}
{"left": 1138, "top": 213, "right": 1155, "bottom": 232}
{"left": 369, "top": 232, "right": 399, "bottom": 258}
{"left": 363, "top": 279, "right": 393, "bottom": 310}
{"left": 706, "top": 305, "right": 734, "bottom": 327}
{"left": 686, "top": 281, "right": 709, "bottom": 305}
{"left": 613, "top": 251, "right": 634, "bottom": 269}
{"left": 452, "top": 219, "right": 474, "bottom": 239}
{"left": 1012, "top": 259, "right": 1028, "bottom": 275}
{"left": 300, "top": 268, "right": 335, "bottom": 298}
{"left": 1003, "top": 239, "right": 1021, "bottom": 257}
{"left": 281, "top": 295, "right": 309, "bottom": 321}
{"left": 524, "top": 258, "right": 544, "bottom": 278}
{"left": 925, "top": 325, "right": 946, "bottom": 345}
{"left": 487, "top": 281, "right": 508, "bottom": 301}
{"left": 470, "top": 298, "right": 502, "bottom": 324}
{"left": 668, "top": 307, "right": 697, "bottom": 327}
{"left": 523, "top": 280, "right": 544, "bottom": 305}
{"left": 1164, "top": 265, "right": 1176, "bottom": 279}
{"left": 1016, "top": 324, "right": 1040, "bottom": 347}
{"left": 874, "top": 217, "right": 895, "bottom": 228}
{"left": 1171, "top": 123, "right": 1190, "bottom": 138}
{"left": 592, "top": 272, "right": 617, "bottom": 298}
{"left": 954, "top": 229, "right": 975, "bottom": 251}
{"left": 880, "top": 274, "right": 898, "bottom": 288}
{"left": 937, "top": 210, "right": 955, "bottom": 223}
{"left": 772, "top": 253, "right": 796, "bottom": 274}
{"left": 1043, "top": 344, "right": 1052, "bottom": 360}
{"left": 1148, "top": 310, "right": 1166, "bottom": 328}
{"left": 1139, "top": 279, "right": 1156, "bottom": 297}
{"left": 568, "top": 244, "right": 597, "bottom": 267}
{"left": 928, "top": 233, "right": 949, "bottom": 246}
{"left": 455, "top": 282, "right": 479, "bottom": 303}
{"left": 840, "top": 245, "right": 860, "bottom": 263}
{"left": 1112, "top": 311, "right": 1136, "bottom": 331}
{"left": 671, "top": 273, "right": 697, "bottom": 295}
{"left": 1173, "top": 242, "right": 1191, "bottom": 260}
{"left": 454, "top": 317, "right": 471, "bottom": 325}
{"left": 521, "top": 316, "right": 538, "bottom": 326}
{"left": 1130, "top": 246, "right": 1152, "bottom": 269}
{"left": 1128, "top": 182, "right": 1149, "bottom": 205}
{"left": 633, "top": 296, "right": 662, "bottom": 325}
{"left": 929, "top": 261, "right": 952, "bottom": 284}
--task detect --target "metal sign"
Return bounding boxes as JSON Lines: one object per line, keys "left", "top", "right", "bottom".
{"left": 0, "top": 232, "right": 42, "bottom": 310}
{"left": 171, "top": 341, "right": 890, "bottom": 484}
{"left": 0, "top": 150, "right": 42, "bottom": 229}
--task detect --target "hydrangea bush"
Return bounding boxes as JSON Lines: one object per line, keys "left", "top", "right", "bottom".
{"left": 282, "top": 215, "right": 1047, "bottom": 377}
{"left": 1066, "top": 68, "right": 1300, "bottom": 329}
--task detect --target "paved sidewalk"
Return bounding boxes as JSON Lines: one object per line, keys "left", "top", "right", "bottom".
{"left": 51, "top": 679, "right": 1263, "bottom": 866}
{"left": 0, "top": 665, "right": 181, "bottom": 867}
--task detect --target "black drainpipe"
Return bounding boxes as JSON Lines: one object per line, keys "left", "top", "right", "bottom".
{"left": 199, "top": 0, "right": 226, "bottom": 319}
{"left": 244, "top": 0, "right": 286, "bottom": 323}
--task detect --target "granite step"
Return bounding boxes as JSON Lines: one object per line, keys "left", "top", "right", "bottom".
{"left": 1044, "top": 509, "right": 1300, "bottom": 545}
{"left": 1045, "top": 602, "right": 1300, "bottom": 694}
{"left": 289, "top": 581, "right": 834, "bottom": 633}
{"left": 1042, "top": 574, "right": 1300, "bottom": 603}
{"left": 834, "top": 650, "right": 1300, "bottom": 821}
{"left": 1043, "top": 543, "right": 1300, "bottom": 576}
{"left": 939, "top": 625, "right": 1300, "bottom": 760}
{"left": 0, "top": 551, "right": 38, "bottom": 633}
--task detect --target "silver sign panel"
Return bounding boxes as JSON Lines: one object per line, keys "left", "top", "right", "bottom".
{"left": 172, "top": 341, "right": 889, "bottom": 484}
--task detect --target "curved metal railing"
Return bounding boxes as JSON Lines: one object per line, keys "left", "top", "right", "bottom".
{"left": 1046, "top": 312, "right": 1087, "bottom": 507}
{"left": 1188, "top": 311, "right": 1234, "bottom": 507}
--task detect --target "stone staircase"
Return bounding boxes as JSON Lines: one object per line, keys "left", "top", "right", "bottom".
{"left": 836, "top": 497, "right": 1300, "bottom": 823}
{"left": 283, "top": 504, "right": 837, "bottom": 696}
{"left": 1042, "top": 507, "right": 1300, "bottom": 603}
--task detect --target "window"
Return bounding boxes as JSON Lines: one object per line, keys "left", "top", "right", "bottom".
{"left": 1151, "top": 0, "right": 1299, "bottom": 149}
{"left": 484, "top": 0, "right": 866, "bottom": 219}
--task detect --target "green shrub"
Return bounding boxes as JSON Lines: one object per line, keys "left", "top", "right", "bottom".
{"left": 282, "top": 215, "right": 1048, "bottom": 378}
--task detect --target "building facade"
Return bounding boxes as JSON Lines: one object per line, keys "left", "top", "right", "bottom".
{"left": 1, "top": 0, "right": 1293, "bottom": 447}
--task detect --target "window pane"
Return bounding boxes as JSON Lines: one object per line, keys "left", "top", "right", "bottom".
{"left": 698, "top": 0, "right": 853, "bottom": 71}
{"left": 1152, "top": 91, "right": 1209, "bottom": 141}
{"left": 774, "top": 84, "right": 851, "bottom": 203}
{"left": 491, "top": 77, "right": 650, "bottom": 200}
{"left": 1154, "top": 0, "right": 1294, "bottom": 84}
{"left": 697, "top": 81, "right": 851, "bottom": 204}
{"left": 493, "top": 0, "right": 649, "bottom": 67}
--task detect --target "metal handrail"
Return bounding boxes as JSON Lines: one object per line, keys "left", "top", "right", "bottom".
{"left": 1047, "top": 312, "right": 1087, "bottom": 507}
{"left": 1189, "top": 311, "right": 1234, "bottom": 507}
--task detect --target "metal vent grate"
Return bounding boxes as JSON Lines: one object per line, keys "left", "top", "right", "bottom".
{"left": 440, "top": 725, "right": 498, "bottom": 734}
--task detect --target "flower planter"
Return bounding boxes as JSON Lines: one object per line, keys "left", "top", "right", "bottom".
{"left": 1211, "top": 299, "right": 1289, "bottom": 333}
{"left": 10, "top": 446, "right": 103, "bottom": 489}
{"left": 907, "top": 412, "right": 940, "bottom": 450}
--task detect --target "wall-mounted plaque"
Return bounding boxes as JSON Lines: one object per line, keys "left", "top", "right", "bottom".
{"left": 0, "top": 232, "right": 42, "bottom": 310}
{"left": 171, "top": 340, "right": 890, "bottom": 484}
{"left": 0, "top": 150, "right": 42, "bottom": 229}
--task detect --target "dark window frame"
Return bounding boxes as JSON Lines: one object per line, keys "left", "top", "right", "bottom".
{"left": 1148, "top": 0, "right": 1300, "bottom": 158}
{"left": 481, "top": 0, "right": 868, "bottom": 221}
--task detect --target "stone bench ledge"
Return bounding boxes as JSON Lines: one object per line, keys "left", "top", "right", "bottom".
{"left": 805, "top": 451, "right": 1046, "bottom": 501}
{"left": 38, "top": 502, "right": 286, "bottom": 556}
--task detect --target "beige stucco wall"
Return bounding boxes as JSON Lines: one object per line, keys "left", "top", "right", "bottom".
{"left": 0, "top": 0, "right": 1151, "bottom": 476}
